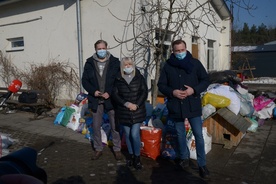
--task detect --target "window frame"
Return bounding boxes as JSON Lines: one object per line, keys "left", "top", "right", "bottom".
{"left": 207, "top": 39, "right": 216, "bottom": 71}
{"left": 6, "top": 37, "right": 24, "bottom": 52}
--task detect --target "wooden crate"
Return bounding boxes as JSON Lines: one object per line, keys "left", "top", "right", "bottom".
{"left": 203, "top": 108, "right": 251, "bottom": 149}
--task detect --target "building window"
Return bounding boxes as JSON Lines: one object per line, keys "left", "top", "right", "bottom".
{"left": 155, "top": 44, "right": 170, "bottom": 61}
{"left": 207, "top": 39, "right": 215, "bottom": 71}
{"left": 6, "top": 37, "right": 24, "bottom": 51}
{"left": 155, "top": 30, "right": 172, "bottom": 42}
{"left": 192, "top": 36, "right": 199, "bottom": 59}
{"left": 192, "top": 36, "right": 199, "bottom": 44}
{"left": 155, "top": 29, "right": 173, "bottom": 62}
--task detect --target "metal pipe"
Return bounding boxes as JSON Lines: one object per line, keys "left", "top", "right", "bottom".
{"left": 76, "top": 0, "right": 84, "bottom": 92}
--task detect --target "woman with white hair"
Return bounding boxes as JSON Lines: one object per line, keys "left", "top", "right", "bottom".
{"left": 112, "top": 57, "right": 148, "bottom": 170}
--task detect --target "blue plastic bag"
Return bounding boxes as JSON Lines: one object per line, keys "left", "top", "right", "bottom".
{"left": 54, "top": 107, "right": 66, "bottom": 125}
{"left": 273, "top": 107, "right": 276, "bottom": 119}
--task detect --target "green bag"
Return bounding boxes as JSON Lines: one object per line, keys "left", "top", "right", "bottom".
{"left": 61, "top": 106, "right": 75, "bottom": 127}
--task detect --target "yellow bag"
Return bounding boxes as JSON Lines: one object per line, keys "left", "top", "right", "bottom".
{"left": 202, "top": 92, "right": 231, "bottom": 108}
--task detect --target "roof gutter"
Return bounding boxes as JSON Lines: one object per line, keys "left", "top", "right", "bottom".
{"left": 210, "top": 0, "right": 231, "bottom": 20}
{"left": 0, "top": 0, "right": 22, "bottom": 6}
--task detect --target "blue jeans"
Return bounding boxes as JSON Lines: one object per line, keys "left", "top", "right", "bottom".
{"left": 122, "top": 123, "right": 141, "bottom": 156}
{"left": 175, "top": 116, "right": 206, "bottom": 167}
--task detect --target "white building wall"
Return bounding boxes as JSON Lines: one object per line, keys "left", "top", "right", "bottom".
{"left": 80, "top": 0, "right": 135, "bottom": 61}
{"left": 0, "top": 0, "right": 231, "bottom": 105}
{"left": 0, "top": 0, "right": 78, "bottom": 70}
{"left": 191, "top": 2, "right": 231, "bottom": 71}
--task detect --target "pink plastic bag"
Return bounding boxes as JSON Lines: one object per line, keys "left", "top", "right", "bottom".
{"left": 253, "top": 95, "right": 275, "bottom": 111}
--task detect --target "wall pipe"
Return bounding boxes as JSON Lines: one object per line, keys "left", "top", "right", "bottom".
{"left": 76, "top": 0, "right": 84, "bottom": 92}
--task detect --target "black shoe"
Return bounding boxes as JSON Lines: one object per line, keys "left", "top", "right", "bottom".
{"left": 199, "top": 166, "right": 210, "bottom": 179}
{"left": 91, "top": 151, "right": 102, "bottom": 160}
{"left": 114, "top": 151, "right": 123, "bottom": 160}
{"left": 126, "top": 154, "right": 133, "bottom": 167}
{"left": 179, "top": 159, "right": 189, "bottom": 169}
{"left": 133, "top": 155, "right": 142, "bottom": 170}
{"left": 174, "top": 157, "right": 181, "bottom": 165}
{"left": 175, "top": 158, "right": 189, "bottom": 171}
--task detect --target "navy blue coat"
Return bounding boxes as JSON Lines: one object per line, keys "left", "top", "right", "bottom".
{"left": 158, "top": 52, "right": 210, "bottom": 120}
{"left": 82, "top": 54, "right": 120, "bottom": 112}
{"left": 112, "top": 69, "right": 148, "bottom": 125}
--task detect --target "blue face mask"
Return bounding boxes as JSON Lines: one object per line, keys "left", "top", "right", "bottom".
{"left": 123, "top": 67, "right": 134, "bottom": 74}
{"left": 175, "top": 51, "right": 187, "bottom": 60}
{"left": 97, "top": 50, "right": 107, "bottom": 59}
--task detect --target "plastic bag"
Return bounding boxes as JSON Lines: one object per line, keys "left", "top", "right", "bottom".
{"left": 140, "top": 126, "right": 162, "bottom": 160}
{"left": 65, "top": 105, "right": 81, "bottom": 131}
{"left": 254, "top": 101, "right": 275, "bottom": 119}
{"left": 60, "top": 106, "right": 76, "bottom": 127}
{"left": 273, "top": 107, "right": 276, "bottom": 119}
{"left": 161, "top": 118, "right": 178, "bottom": 160}
{"left": 66, "top": 112, "right": 81, "bottom": 131}
{"left": 246, "top": 117, "right": 258, "bottom": 132}
{"left": 18, "top": 91, "right": 38, "bottom": 103}
{"left": 202, "top": 92, "right": 231, "bottom": 108}
{"left": 202, "top": 104, "right": 216, "bottom": 120}
{"left": 187, "top": 127, "right": 212, "bottom": 160}
{"left": 253, "top": 95, "right": 275, "bottom": 111}
{"left": 152, "top": 103, "right": 166, "bottom": 120}
{"left": 208, "top": 70, "right": 241, "bottom": 86}
{"left": 0, "top": 133, "right": 17, "bottom": 157}
{"left": 207, "top": 85, "right": 241, "bottom": 115}
{"left": 233, "top": 90, "right": 254, "bottom": 117}
{"left": 54, "top": 107, "right": 66, "bottom": 125}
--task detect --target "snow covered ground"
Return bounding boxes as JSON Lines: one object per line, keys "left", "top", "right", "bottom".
{"left": 241, "top": 77, "right": 276, "bottom": 98}
{"left": 242, "top": 77, "right": 276, "bottom": 84}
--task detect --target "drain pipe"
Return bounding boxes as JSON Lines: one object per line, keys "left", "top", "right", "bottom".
{"left": 76, "top": 0, "right": 84, "bottom": 92}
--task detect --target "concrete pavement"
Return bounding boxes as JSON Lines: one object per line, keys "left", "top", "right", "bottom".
{"left": 0, "top": 111, "right": 276, "bottom": 184}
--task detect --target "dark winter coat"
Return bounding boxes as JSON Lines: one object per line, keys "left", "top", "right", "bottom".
{"left": 112, "top": 69, "right": 148, "bottom": 125}
{"left": 82, "top": 54, "right": 120, "bottom": 112}
{"left": 158, "top": 51, "right": 210, "bottom": 120}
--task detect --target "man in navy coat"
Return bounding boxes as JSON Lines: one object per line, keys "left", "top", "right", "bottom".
{"left": 158, "top": 39, "right": 210, "bottom": 178}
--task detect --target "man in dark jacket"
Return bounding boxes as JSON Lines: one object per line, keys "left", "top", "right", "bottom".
{"left": 82, "top": 40, "right": 122, "bottom": 160}
{"left": 158, "top": 39, "right": 210, "bottom": 178}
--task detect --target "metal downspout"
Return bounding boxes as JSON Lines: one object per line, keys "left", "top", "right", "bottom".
{"left": 229, "top": 3, "right": 233, "bottom": 70}
{"left": 76, "top": 0, "right": 83, "bottom": 92}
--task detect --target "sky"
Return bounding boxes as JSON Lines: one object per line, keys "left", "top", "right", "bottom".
{"left": 230, "top": 0, "right": 276, "bottom": 29}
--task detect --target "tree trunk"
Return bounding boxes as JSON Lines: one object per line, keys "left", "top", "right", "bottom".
{"left": 152, "top": 54, "right": 161, "bottom": 107}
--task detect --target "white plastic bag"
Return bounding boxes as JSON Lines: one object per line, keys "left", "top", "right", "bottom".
{"left": 0, "top": 133, "right": 18, "bottom": 157}
{"left": 208, "top": 85, "right": 241, "bottom": 115}
{"left": 66, "top": 104, "right": 81, "bottom": 131}
{"left": 66, "top": 112, "right": 81, "bottom": 131}
{"left": 187, "top": 127, "right": 212, "bottom": 160}
{"left": 202, "top": 104, "right": 216, "bottom": 120}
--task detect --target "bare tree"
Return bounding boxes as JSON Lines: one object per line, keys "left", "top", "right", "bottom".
{"left": 226, "top": 0, "right": 257, "bottom": 24}
{"left": 110, "top": 0, "right": 255, "bottom": 106}
{"left": 0, "top": 52, "right": 79, "bottom": 108}
{"left": 0, "top": 51, "right": 20, "bottom": 86}
{"left": 19, "top": 60, "right": 80, "bottom": 108}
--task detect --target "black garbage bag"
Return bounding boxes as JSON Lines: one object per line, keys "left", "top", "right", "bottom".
{"left": 18, "top": 91, "right": 38, "bottom": 103}
{"left": 208, "top": 70, "right": 243, "bottom": 89}
{"left": 0, "top": 147, "right": 47, "bottom": 184}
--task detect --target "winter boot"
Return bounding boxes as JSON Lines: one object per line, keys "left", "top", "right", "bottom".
{"left": 199, "top": 166, "right": 210, "bottom": 179}
{"left": 133, "top": 155, "right": 142, "bottom": 170}
{"left": 126, "top": 154, "right": 133, "bottom": 167}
